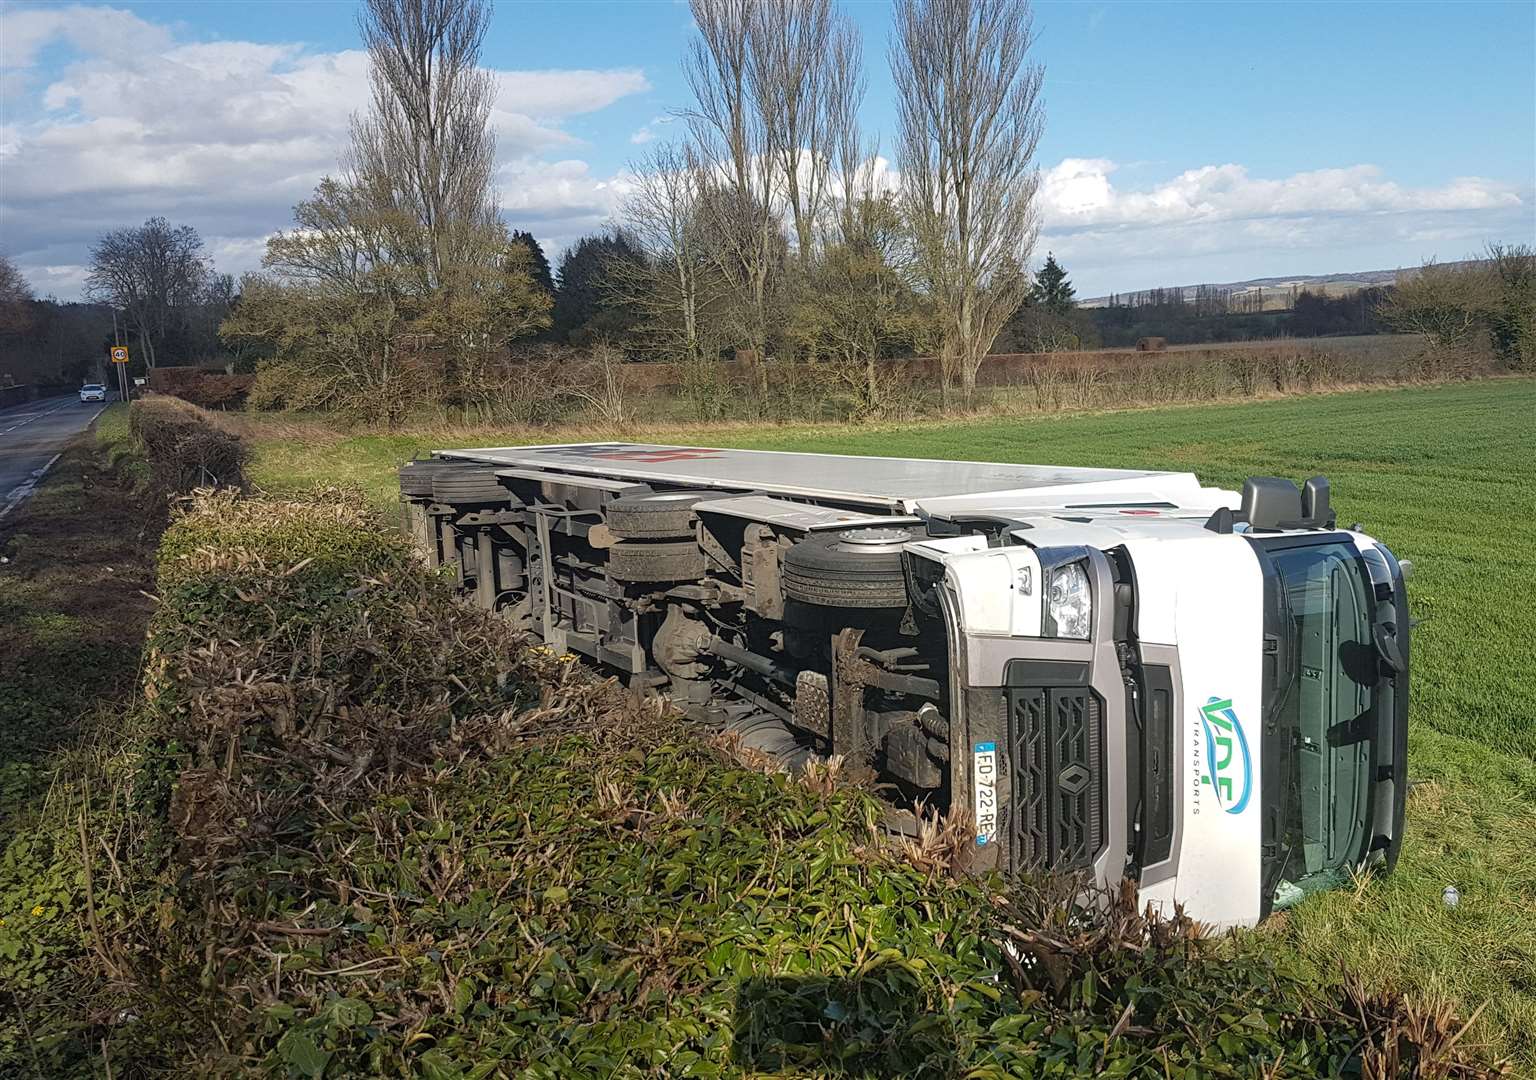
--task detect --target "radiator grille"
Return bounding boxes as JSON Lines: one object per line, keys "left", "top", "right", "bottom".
{"left": 1008, "top": 688, "right": 1105, "bottom": 871}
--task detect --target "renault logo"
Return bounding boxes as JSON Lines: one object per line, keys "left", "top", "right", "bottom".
{"left": 1058, "top": 763, "right": 1090, "bottom": 795}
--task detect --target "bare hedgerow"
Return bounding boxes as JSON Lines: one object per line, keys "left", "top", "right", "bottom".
{"left": 129, "top": 397, "right": 247, "bottom": 494}
{"left": 1379, "top": 259, "right": 1505, "bottom": 378}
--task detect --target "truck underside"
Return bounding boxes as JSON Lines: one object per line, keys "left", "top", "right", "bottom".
{"left": 404, "top": 452, "right": 963, "bottom": 806}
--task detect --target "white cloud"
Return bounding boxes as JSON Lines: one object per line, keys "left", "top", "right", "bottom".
{"left": 0, "top": 5, "right": 171, "bottom": 70}
{"left": 494, "top": 159, "right": 638, "bottom": 259}
{"left": 1038, "top": 158, "right": 1523, "bottom": 230}
{"left": 0, "top": 7, "right": 650, "bottom": 294}
{"left": 629, "top": 114, "right": 676, "bottom": 145}
{"left": 1034, "top": 159, "right": 1530, "bottom": 292}
{"left": 493, "top": 69, "right": 650, "bottom": 117}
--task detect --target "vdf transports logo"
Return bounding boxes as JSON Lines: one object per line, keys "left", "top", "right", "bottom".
{"left": 1199, "top": 696, "right": 1253, "bottom": 815}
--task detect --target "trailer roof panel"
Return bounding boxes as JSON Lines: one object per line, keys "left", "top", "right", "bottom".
{"left": 436, "top": 442, "right": 1187, "bottom": 511}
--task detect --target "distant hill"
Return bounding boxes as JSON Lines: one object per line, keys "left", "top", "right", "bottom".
{"left": 1080, "top": 261, "right": 1482, "bottom": 310}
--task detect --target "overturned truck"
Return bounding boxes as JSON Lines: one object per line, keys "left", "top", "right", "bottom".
{"left": 399, "top": 443, "right": 1410, "bottom": 927}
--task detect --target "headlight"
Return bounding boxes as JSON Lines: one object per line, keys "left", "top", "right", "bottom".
{"left": 1045, "top": 560, "right": 1093, "bottom": 640}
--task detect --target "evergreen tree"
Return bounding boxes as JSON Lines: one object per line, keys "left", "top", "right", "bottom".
{"left": 509, "top": 230, "right": 556, "bottom": 298}
{"left": 553, "top": 230, "right": 647, "bottom": 344}
{"left": 1031, "top": 252, "right": 1075, "bottom": 313}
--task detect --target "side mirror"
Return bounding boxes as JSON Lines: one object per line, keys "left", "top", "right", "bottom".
{"left": 1301, "top": 476, "right": 1334, "bottom": 528}
{"left": 1241, "top": 475, "right": 1335, "bottom": 531}
{"left": 1241, "top": 477, "right": 1302, "bottom": 531}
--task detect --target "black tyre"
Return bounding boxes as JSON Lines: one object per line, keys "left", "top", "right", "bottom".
{"left": 782, "top": 528, "right": 913, "bottom": 609}
{"left": 399, "top": 460, "right": 451, "bottom": 497}
{"left": 607, "top": 539, "right": 707, "bottom": 583}
{"left": 604, "top": 490, "right": 714, "bottom": 539}
{"left": 724, "top": 712, "right": 819, "bottom": 771}
{"left": 432, "top": 467, "right": 512, "bottom": 504}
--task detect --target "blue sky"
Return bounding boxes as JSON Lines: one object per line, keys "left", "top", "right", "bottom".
{"left": 2, "top": 0, "right": 1532, "bottom": 299}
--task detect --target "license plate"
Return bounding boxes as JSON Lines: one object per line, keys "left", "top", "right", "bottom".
{"left": 973, "top": 741, "right": 998, "bottom": 846}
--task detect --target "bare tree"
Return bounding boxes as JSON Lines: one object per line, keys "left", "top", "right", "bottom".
{"left": 225, "top": 176, "right": 550, "bottom": 424}
{"left": 1378, "top": 256, "right": 1523, "bottom": 376}
{"left": 560, "top": 340, "right": 632, "bottom": 427}
{"left": 747, "top": 0, "right": 845, "bottom": 265}
{"left": 186, "top": 273, "right": 237, "bottom": 362}
{"left": 892, "top": 0, "right": 1045, "bottom": 408}
{"left": 226, "top": 1, "right": 551, "bottom": 423}
{"left": 791, "top": 193, "right": 924, "bottom": 418}
{"left": 223, "top": 180, "right": 416, "bottom": 418}
{"left": 827, "top": 17, "right": 874, "bottom": 244}
{"left": 684, "top": 0, "right": 782, "bottom": 374}
{"left": 86, "top": 217, "right": 212, "bottom": 369}
{"left": 616, "top": 144, "right": 719, "bottom": 364}
{"left": 681, "top": 0, "right": 872, "bottom": 385}
{"left": 1486, "top": 241, "right": 1535, "bottom": 371}
{"left": 1380, "top": 261, "right": 1492, "bottom": 354}
{"left": 352, "top": 0, "right": 499, "bottom": 287}
{"left": 0, "top": 255, "right": 35, "bottom": 339}
{"left": 793, "top": 30, "right": 923, "bottom": 419}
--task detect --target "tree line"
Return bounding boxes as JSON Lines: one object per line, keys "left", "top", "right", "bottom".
{"left": 4, "top": 0, "right": 1528, "bottom": 410}
{"left": 203, "top": 0, "right": 1053, "bottom": 422}
{"left": 0, "top": 219, "right": 235, "bottom": 388}
{"left": 1083, "top": 245, "right": 1533, "bottom": 366}
{"left": 1086, "top": 284, "right": 1392, "bottom": 348}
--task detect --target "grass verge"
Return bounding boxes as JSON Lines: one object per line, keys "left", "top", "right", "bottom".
{"left": 0, "top": 405, "right": 163, "bottom": 1068}
{"left": 239, "top": 376, "right": 1536, "bottom": 1068}
{"left": 0, "top": 404, "right": 155, "bottom": 791}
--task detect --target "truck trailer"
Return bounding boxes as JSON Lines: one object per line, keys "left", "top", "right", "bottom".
{"left": 398, "top": 443, "right": 1410, "bottom": 928}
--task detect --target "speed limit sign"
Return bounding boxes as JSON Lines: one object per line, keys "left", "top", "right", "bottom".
{"left": 110, "top": 346, "right": 129, "bottom": 364}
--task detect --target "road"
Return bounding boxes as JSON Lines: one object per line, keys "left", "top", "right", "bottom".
{"left": 0, "top": 393, "right": 112, "bottom": 523}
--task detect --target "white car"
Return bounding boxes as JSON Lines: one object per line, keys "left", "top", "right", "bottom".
{"left": 79, "top": 384, "right": 106, "bottom": 403}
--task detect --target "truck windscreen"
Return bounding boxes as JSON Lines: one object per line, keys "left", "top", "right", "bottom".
{"left": 1264, "top": 539, "right": 1378, "bottom": 901}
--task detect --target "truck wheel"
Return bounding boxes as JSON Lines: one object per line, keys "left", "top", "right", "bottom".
{"left": 607, "top": 539, "right": 707, "bottom": 583}
{"left": 726, "top": 712, "right": 819, "bottom": 771}
{"left": 432, "top": 467, "right": 512, "bottom": 504}
{"left": 604, "top": 491, "right": 713, "bottom": 539}
{"left": 398, "top": 461, "right": 451, "bottom": 497}
{"left": 783, "top": 528, "right": 912, "bottom": 609}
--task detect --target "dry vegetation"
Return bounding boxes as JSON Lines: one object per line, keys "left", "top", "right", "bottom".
{"left": 221, "top": 334, "right": 1448, "bottom": 448}
{"left": 129, "top": 394, "right": 247, "bottom": 492}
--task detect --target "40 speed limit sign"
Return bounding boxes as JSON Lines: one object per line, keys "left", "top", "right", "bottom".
{"left": 110, "top": 346, "right": 129, "bottom": 364}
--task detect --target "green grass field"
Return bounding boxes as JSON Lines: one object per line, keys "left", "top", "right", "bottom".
{"left": 248, "top": 379, "right": 1536, "bottom": 1064}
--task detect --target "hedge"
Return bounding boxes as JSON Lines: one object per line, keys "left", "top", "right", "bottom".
{"left": 129, "top": 396, "right": 247, "bottom": 493}
{"left": 2, "top": 487, "right": 1506, "bottom": 1078}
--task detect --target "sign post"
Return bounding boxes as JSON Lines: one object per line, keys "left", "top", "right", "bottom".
{"left": 109, "top": 346, "right": 129, "bottom": 402}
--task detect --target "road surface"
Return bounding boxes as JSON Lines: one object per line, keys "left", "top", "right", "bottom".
{"left": 0, "top": 393, "right": 112, "bottom": 523}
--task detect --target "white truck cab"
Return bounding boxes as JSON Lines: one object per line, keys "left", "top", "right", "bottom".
{"left": 401, "top": 445, "right": 1410, "bottom": 928}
